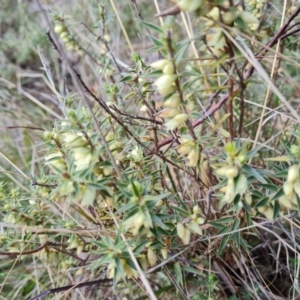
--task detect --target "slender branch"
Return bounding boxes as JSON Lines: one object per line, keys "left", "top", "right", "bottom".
{"left": 27, "top": 279, "right": 112, "bottom": 300}
{"left": 0, "top": 126, "right": 44, "bottom": 131}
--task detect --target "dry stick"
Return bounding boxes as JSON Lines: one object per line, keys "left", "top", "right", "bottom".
{"left": 1, "top": 126, "right": 45, "bottom": 131}
{"left": 27, "top": 279, "right": 112, "bottom": 300}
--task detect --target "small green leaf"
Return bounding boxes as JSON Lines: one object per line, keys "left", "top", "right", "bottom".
{"left": 255, "top": 197, "right": 269, "bottom": 208}
{"left": 232, "top": 218, "right": 240, "bottom": 231}
{"left": 133, "top": 240, "right": 149, "bottom": 254}
{"left": 256, "top": 183, "right": 278, "bottom": 192}
{"left": 296, "top": 194, "right": 300, "bottom": 215}
{"left": 182, "top": 265, "right": 203, "bottom": 276}
{"left": 175, "top": 42, "right": 190, "bottom": 65}
{"left": 150, "top": 212, "right": 167, "bottom": 229}
{"left": 273, "top": 200, "right": 280, "bottom": 219}
{"left": 209, "top": 217, "right": 233, "bottom": 227}
{"left": 241, "top": 199, "right": 252, "bottom": 213}
{"left": 174, "top": 262, "right": 183, "bottom": 286}
{"left": 217, "top": 226, "right": 231, "bottom": 236}
{"left": 139, "top": 20, "right": 163, "bottom": 33}
{"left": 271, "top": 187, "right": 284, "bottom": 202}
{"left": 218, "top": 235, "right": 230, "bottom": 255}
{"left": 243, "top": 164, "right": 267, "bottom": 183}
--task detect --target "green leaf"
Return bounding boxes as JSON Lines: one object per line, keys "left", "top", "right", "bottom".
{"left": 123, "top": 207, "right": 140, "bottom": 220}
{"left": 22, "top": 279, "right": 35, "bottom": 296}
{"left": 133, "top": 240, "right": 149, "bottom": 254}
{"left": 218, "top": 235, "right": 230, "bottom": 255}
{"left": 182, "top": 265, "right": 203, "bottom": 276}
{"left": 150, "top": 212, "right": 167, "bottom": 229}
{"left": 142, "top": 207, "right": 153, "bottom": 228}
{"left": 116, "top": 201, "right": 136, "bottom": 214}
{"left": 217, "top": 226, "right": 232, "bottom": 236}
{"left": 209, "top": 217, "right": 233, "bottom": 227}
{"left": 231, "top": 232, "right": 241, "bottom": 249}
{"left": 139, "top": 20, "right": 163, "bottom": 33}
{"left": 232, "top": 218, "right": 240, "bottom": 231}
{"left": 296, "top": 193, "right": 300, "bottom": 215}
{"left": 243, "top": 164, "right": 267, "bottom": 183}
{"left": 255, "top": 197, "right": 269, "bottom": 208}
{"left": 251, "top": 190, "right": 264, "bottom": 198}
{"left": 115, "top": 257, "right": 126, "bottom": 281}
{"left": 175, "top": 42, "right": 190, "bottom": 65}
{"left": 241, "top": 199, "right": 252, "bottom": 213}
{"left": 148, "top": 35, "right": 164, "bottom": 48}
{"left": 256, "top": 183, "right": 278, "bottom": 192}
{"left": 120, "top": 75, "right": 134, "bottom": 83}
{"left": 273, "top": 200, "right": 280, "bottom": 219}
{"left": 271, "top": 187, "right": 284, "bottom": 202}
{"left": 92, "top": 254, "right": 112, "bottom": 269}
{"left": 174, "top": 262, "right": 183, "bottom": 286}
{"left": 131, "top": 180, "right": 141, "bottom": 197}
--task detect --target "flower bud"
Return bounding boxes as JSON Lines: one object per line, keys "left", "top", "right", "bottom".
{"left": 150, "top": 59, "right": 170, "bottom": 70}
{"left": 239, "top": 11, "right": 258, "bottom": 24}
{"left": 54, "top": 24, "right": 66, "bottom": 34}
{"left": 245, "top": 192, "right": 252, "bottom": 206}
{"left": 161, "top": 248, "right": 168, "bottom": 260}
{"left": 193, "top": 205, "right": 200, "bottom": 214}
{"left": 159, "top": 108, "right": 181, "bottom": 118}
{"left": 236, "top": 174, "right": 248, "bottom": 195}
{"left": 181, "top": 228, "right": 191, "bottom": 245}
{"left": 207, "top": 7, "right": 220, "bottom": 20}
{"left": 63, "top": 133, "right": 88, "bottom": 147}
{"left": 178, "top": 140, "right": 195, "bottom": 155}
{"left": 154, "top": 75, "right": 177, "bottom": 94}
{"left": 283, "top": 181, "right": 294, "bottom": 199}
{"left": 196, "top": 217, "right": 205, "bottom": 224}
{"left": 43, "top": 131, "right": 52, "bottom": 140}
{"left": 187, "top": 149, "right": 198, "bottom": 167}
{"left": 290, "top": 145, "right": 300, "bottom": 156}
{"left": 293, "top": 180, "right": 300, "bottom": 198}
{"left": 226, "top": 166, "right": 239, "bottom": 178}
{"left": 178, "top": 0, "right": 203, "bottom": 12}
{"left": 186, "top": 220, "right": 203, "bottom": 235}
{"left": 287, "top": 164, "right": 299, "bottom": 183}
{"left": 215, "top": 166, "right": 232, "bottom": 176}
{"left": 165, "top": 114, "right": 189, "bottom": 131}
{"left": 177, "top": 222, "right": 185, "bottom": 239}
{"left": 257, "top": 206, "right": 267, "bottom": 213}
{"left": 147, "top": 248, "right": 157, "bottom": 267}
{"left": 222, "top": 11, "right": 236, "bottom": 25}
{"left": 223, "top": 181, "right": 235, "bottom": 204}
{"left": 279, "top": 196, "right": 294, "bottom": 210}
{"left": 163, "top": 94, "right": 181, "bottom": 108}
{"left": 163, "top": 63, "right": 174, "bottom": 75}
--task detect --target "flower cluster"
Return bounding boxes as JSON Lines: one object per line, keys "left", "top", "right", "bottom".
{"left": 178, "top": 0, "right": 205, "bottom": 12}
{"left": 245, "top": 0, "right": 265, "bottom": 30}
{"left": 150, "top": 59, "right": 189, "bottom": 131}
{"left": 178, "top": 136, "right": 200, "bottom": 167}
{"left": 176, "top": 206, "right": 204, "bottom": 245}
{"left": 279, "top": 164, "right": 299, "bottom": 210}
{"left": 204, "top": 6, "right": 258, "bottom": 57}
{"left": 216, "top": 142, "right": 248, "bottom": 207}
{"left": 217, "top": 165, "right": 248, "bottom": 206}
{"left": 53, "top": 18, "right": 83, "bottom": 54}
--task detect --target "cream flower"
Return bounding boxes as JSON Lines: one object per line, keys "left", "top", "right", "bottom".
{"left": 165, "top": 114, "right": 189, "bottom": 131}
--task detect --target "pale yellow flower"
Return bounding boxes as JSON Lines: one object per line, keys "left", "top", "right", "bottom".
{"left": 165, "top": 114, "right": 189, "bottom": 131}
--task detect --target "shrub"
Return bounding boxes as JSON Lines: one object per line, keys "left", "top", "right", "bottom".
{"left": 1, "top": 0, "right": 300, "bottom": 299}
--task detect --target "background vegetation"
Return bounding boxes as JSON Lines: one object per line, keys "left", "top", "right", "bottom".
{"left": 1, "top": 0, "right": 300, "bottom": 299}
